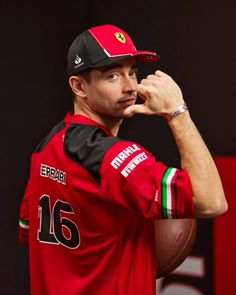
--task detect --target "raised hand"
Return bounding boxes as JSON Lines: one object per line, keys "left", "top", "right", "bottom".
{"left": 124, "top": 70, "right": 185, "bottom": 117}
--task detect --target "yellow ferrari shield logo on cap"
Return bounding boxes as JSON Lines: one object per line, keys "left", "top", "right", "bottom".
{"left": 114, "top": 32, "right": 126, "bottom": 43}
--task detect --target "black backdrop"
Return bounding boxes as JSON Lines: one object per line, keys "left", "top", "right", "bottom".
{"left": 1, "top": 1, "right": 235, "bottom": 294}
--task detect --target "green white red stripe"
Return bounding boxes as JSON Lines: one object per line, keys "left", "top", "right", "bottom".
{"left": 19, "top": 219, "right": 29, "bottom": 229}
{"left": 161, "top": 167, "right": 177, "bottom": 218}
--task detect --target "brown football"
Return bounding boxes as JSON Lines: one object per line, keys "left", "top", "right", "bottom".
{"left": 155, "top": 218, "right": 197, "bottom": 278}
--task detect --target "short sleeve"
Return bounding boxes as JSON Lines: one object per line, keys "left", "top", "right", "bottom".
{"left": 99, "top": 141, "right": 195, "bottom": 219}
{"left": 18, "top": 180, "right": 30, "bottom": 244}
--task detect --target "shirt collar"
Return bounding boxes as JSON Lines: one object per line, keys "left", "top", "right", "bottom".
{"left": 64, "top": 112, "right": 114, "bottom": 136}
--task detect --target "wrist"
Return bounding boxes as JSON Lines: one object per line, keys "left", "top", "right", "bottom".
{"left": 167, "top": 110, "right": 192, "bottom": 131}
{"left": 163, "top": 103, "right": 189, "bottom": 122}
{"left": 163, "top": 102, "right": 188, "bottom": 122}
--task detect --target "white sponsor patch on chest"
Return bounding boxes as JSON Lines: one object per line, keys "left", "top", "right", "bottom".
{"left": 40, "top": 164, "right": 66, "bottom": 185}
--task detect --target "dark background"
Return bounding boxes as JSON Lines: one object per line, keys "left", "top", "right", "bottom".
{"left": 0, "top": 1, "right": 235, "bottom": 294}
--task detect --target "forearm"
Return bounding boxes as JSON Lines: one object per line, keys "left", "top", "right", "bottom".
{"left": 168, "top": 111, "right": 228, "bottom": 218}
{"left": 124, "top": 70, "right": 228, "bottom": 217}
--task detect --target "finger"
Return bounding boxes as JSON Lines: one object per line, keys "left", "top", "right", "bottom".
{"left": 139, "top": 79, "right": 151, "bottom": 86}
{"left": 124, "top": 104, "right": 147, "bottom": 116}
{"left": 137, "top": 83, "right": 150, "bottom": 98}
{"left": 141, "top": 74, "right": 159, "bottom": 84}
{"left": 155, "top": 70, "right": 168, "bottom": 77}
{"left": 146, "top": 74, "right": 156, "bottom": 80}
{"left": 139, "top": 77, "right": 157, "bottom": 87}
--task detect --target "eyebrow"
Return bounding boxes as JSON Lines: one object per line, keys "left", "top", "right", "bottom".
{"left": 100, "top": 63, "right": 139, "bottom": 73}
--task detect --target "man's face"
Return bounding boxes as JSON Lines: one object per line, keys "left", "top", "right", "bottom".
{"left": 83, "top": 57, "right": 138, "bottom": 119}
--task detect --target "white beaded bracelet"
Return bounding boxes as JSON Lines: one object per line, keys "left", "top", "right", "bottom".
{"left": 163, "top": 103, "right": 189, "bottom": 122}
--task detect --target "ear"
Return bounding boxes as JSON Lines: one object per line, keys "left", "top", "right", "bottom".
{"left": 69, "top": 76, "right": 87, "bottom": 97}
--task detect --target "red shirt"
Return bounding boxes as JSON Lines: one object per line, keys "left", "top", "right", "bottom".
{"left": 19, "top": 113, "right": 194, "bottom": 295}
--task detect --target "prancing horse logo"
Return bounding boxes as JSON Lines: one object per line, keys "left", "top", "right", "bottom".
{"left": 114, "top": 32, "right": 126, "bottom": 43}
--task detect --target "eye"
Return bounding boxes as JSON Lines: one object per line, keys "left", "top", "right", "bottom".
{"left": 130, "top": 68, "right": 139, "bottom": 78}
{"left": 107, "top": 72, "right": 120, "bottom": 81}
{"left": 130, "top": 71, "right": 137, "bottom": 77}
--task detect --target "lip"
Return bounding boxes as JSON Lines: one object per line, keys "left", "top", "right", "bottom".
{"left": 118, "top": 98, "right": 136, "bottom": 106}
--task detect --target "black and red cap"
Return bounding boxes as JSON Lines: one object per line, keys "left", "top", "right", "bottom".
{"left": 67, "top": 24, "right": 159, "bottom": 76}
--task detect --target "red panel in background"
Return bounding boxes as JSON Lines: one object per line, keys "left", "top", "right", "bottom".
{"left": 214, "top": 156, "right": 236, "bottom": 295}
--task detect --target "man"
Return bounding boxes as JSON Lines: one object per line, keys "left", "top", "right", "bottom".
{"left": 19, "top": 24, "right": 227, "bottom": 295}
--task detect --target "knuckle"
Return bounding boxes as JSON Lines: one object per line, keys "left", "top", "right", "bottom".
{"left": 140, "top": 78, "right": 146, "bottom": 84}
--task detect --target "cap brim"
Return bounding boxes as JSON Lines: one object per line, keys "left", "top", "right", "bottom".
{"left": 134, "top": 50, "right": 160, "bottom": 62}
{"left": 89, "top": 51, "right": 159, "bottom": 69}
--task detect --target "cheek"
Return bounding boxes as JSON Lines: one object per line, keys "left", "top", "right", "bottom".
{"left": 92, "top": 85, "right": 120, "bottom": 104}
{"left": 86, "top": 88, "right": 113, "bottom": 111}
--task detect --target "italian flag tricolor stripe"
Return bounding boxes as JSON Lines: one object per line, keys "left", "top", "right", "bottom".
{"left": 19, "top": 219, "right": 29, "bottom": 229}
{"left": 161, "top": 167, "right": 177, "bottom": 219}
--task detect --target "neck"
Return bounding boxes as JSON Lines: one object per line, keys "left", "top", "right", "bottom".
{"left": 74, "top": 104, "right": 122, "bottom": 136}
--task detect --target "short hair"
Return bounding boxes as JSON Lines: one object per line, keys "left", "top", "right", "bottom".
{"left": 77, "top": 69, "right": 91, "bottom": 83}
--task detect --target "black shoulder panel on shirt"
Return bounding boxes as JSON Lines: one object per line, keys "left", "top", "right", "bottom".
{"left": 35, "top": 121, "right": 65, "bottom": 152}
{"left": 64, "top": 123, "right": 121, "bottom": 183}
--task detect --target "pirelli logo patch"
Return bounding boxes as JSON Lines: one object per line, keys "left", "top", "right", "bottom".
{"left": 110, "top": 144, "right": 148, "bottom": 177}
{"left": 120, "top": 152, "right": 148, "bottom": 177}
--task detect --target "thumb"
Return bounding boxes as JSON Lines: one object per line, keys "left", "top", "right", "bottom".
{"left": 124, "top": 104, "right": 147, "bottom": 116}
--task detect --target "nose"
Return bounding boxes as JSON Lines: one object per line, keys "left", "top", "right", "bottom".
{"left": 122, "top": 76, "right": 137, "bottom": 94}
